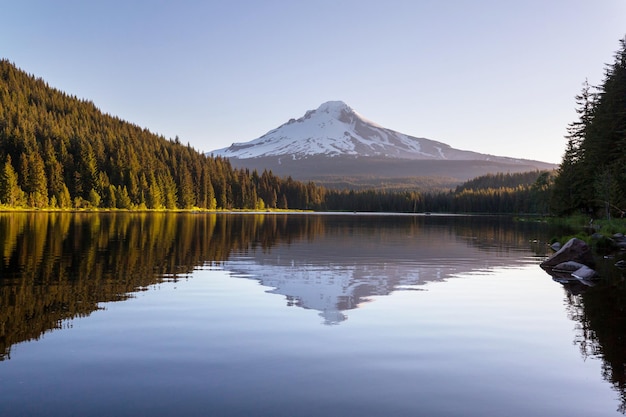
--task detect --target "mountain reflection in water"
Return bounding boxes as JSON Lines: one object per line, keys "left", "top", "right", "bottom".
{"left": 222, "top": 214, "right": 550, "bottom": 324}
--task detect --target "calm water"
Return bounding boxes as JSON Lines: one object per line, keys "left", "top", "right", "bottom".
{"left": 1, "top": 212, "right": 625, "bottom": 416}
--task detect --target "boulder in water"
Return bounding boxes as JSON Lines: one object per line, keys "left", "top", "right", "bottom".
{"left": 540, "top": 238, "right": 594, "bottom": 269}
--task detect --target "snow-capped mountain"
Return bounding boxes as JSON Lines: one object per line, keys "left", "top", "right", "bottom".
{"left": 210, "top": 101, "right": 556, "bottom": 188}
{"left": 213, "top": 100, "right": 493, "bottom": 161}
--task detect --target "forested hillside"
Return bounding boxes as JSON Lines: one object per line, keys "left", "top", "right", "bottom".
{"left": 551, "top": 37, "right": 626, "bottom": 218}
{"left": 0, "top": 60, "right": 324, "bottom": 210}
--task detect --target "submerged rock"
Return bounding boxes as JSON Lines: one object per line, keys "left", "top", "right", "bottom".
{"left": 571, "top": 264, "right": 597, "bottom": 281}
{"left": 548, "top": 260, "right": 597, "bottom": 283}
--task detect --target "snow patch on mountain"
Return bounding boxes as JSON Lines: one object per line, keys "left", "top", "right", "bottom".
{"left": 211, "top": 101, "right": 474, "bottom": 161}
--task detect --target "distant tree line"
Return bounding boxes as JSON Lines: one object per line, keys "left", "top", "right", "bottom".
{"left": 321, "top": 171, "right": 553, "bottom": 214}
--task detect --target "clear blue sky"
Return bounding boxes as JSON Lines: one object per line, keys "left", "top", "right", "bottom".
{"left": 4, "top": 1, "right": 625, "bottom": 163}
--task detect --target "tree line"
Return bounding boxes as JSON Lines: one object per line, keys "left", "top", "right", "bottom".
{"left": 321, "top": 171, "right": 553, "bottom": 214}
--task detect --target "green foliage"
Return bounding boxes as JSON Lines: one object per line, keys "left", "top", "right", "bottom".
{"left": 551, "top": 37, "right": 626, "bottom": 218}
{"left": 115, "top": 186, "right": 132, "bottom": 209}
{"left": 88, "top": 189, "right": 101, "bottom": 208}
{"left": 0, "top": 155, "right": 25, "bottom": 206}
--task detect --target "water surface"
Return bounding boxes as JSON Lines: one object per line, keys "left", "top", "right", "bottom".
{"left": 0, "top": 213, "right": 624, "bottom": 416}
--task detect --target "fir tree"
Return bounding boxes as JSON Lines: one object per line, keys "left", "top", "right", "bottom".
{"left": 0, "top": 155, "right": 25, "bottom": 206}
{"left": 551, "top": 36, "right": 626, "bottom": 217}
{"left": 551, "top": 80, "right": 597, "bottom": 215}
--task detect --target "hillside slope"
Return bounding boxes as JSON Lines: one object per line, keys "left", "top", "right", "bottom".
{"left": 0, "top": 60, "right": 323, "bottom": 209}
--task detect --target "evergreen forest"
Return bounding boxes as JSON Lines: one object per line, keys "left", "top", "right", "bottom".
{"left": 0, "top": 59, "right": 324, "bottom": 211}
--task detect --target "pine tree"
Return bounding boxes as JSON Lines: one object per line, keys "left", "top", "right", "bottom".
{"left": 0, "top": 155, "right": 25, "bottom": 206}
{"left": 160, "top": 173, "right": 178, "bottom": 209}
{"left": 44, "top": 139, "right": 64, "bottom": 201}
{"left": 146, "top": 172, "right": 163, "bottom": 209}
{"left": 58, "top": 183, "right": 72, "bottom": 208}
{"left": 551, "top": 80, "right": 597, "bottom": 215}
{"left": 115, "top": 185, "right": 132, "bottom": 209}
{"left": 79, "top": 141, "right": 99, "bottom": 199}
{"left": 25, "top": 150, "right": 48, "bottom": 207}
{"left": 178, "top": 166, "right": 195, "bottom": 208}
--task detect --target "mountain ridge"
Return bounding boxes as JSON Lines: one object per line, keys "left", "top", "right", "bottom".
{"left": 211, "top": 101, "right": 556, "bottom": 189}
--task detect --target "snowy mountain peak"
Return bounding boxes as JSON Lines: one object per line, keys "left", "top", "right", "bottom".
{"left": 211, "top": 101, "right": 545, "bottom": 164}
{"left": 315, "top": 100, "right": 352, "bottom": 116}
{"left": 208, "top": 101, "right": 557, "bottom": 186}
{"left": 212, "top": 100, "right": 455, "bottom": 160}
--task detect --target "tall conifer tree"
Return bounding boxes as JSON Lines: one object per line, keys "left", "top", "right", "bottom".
{"left": 0, "top": 155, "right": 25, "bottom": 206}
{"left": 551, "top": 37, "right": 626, "bottom": 217}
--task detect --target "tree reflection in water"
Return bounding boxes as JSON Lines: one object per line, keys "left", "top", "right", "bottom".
{"left": 0, "top": 212, "right": 304, "bottom": 360}
{"left": 560, "top": 257, "right": 626, "bottom": 414}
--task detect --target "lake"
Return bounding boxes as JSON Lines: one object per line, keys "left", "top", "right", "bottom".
{"left": 1, "top": 212, "right": 625, "bottom": 416}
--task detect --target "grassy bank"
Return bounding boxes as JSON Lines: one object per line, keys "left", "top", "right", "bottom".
{"left": 548, "top": 215, "right": 626, "bottom": 251}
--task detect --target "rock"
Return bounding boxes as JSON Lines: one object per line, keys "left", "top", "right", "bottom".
{"left": 571, "top": 265, "right": 597, "bottom": 281}
{"left": 552, "top": 261, "right": 587, "bottom": 273}
{"left": 547, "top": 261, "right": 597, "bottom": 282}
{"left": 540, "top": 238, "right": 595, "bottom": 269}
{"left": 548, "top": 261, "right": 584, "bottom": 280}
{"left": 550, "top": 242, "right": 562, "bottom": 252}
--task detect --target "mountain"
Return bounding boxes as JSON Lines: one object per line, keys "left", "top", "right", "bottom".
{"left": 215, "top": 100, "right": 506, "bottom": 161}
{"left": 211, "top": 101, "right": 556, "bottom": 189}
